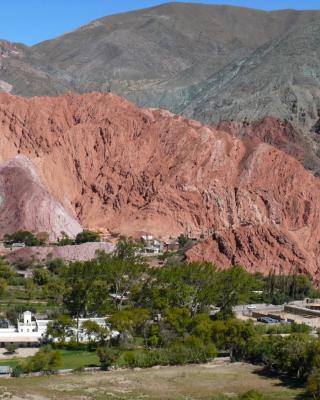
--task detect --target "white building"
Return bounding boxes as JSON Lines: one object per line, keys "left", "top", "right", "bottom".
{"left": 0, "top": 311, "right": 118, "bottom": 347}
{"left": 0, "top": 311, "right": 48, "bottom": 346}
{"left": 140, "top": 235, "right": 164, "bottom": 255}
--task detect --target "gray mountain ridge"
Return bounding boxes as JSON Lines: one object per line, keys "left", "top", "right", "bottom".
{"left": 1, "top": 2, "right": 320, "bottom": 171}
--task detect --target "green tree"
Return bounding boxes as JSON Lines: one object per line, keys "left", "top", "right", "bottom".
{"left": 137, "top": 262, "right": 217, "bottom": 315}
{"left": 4, "top": 231, "right": 40, "bottom": 246}
{"left": 43, "top": 277, "right": 65, "bottom": 306}
{"left": 0, "top": 278, "right": 7, "bottom": 299}
{"left": 46, "top": 258, "right": 66, "bottom": 274}
{"left": 75, "top": 230, "right": 100, "bottom": 244}
{"left": 109, "top": 308, "right": 150, "bottom": 344}
{"left": 24, "top": 278, "right": 37, "bottom": 301}
{"left": 276, "top": 333, "right": 312, "bottom": 379}
{"left": 177, "top": 234, "right": 188, "bottom": 248}
{"left": 82, "top": 320, "right": 110, "bottom": 345}
{"left": 114, "top": 237, "right": 142, "bottom": 263}
{"left": 62, "top": 260, "right": 110, "bottom": 339}
{"left": 33, "top": 269, "right": 51, "bottom": 286}
{"left": 211, "top": 319, "right": 256, "bottom": 360}
{"left": 0, "top": 258, "right": 14, "bottom": 281}
{"left": 164, "top": 307, "right": 191, "bottom": 337}
{"left": 96, "top": 251, "right": 145, "bottom": 310}
{"left": 190, "top": 314, "right": 213, "bottom": 344}
{"left": 46, "top": 315, "right": 76, "bottom": 342}
{"left": 216, "top": 266, "right": 255, "bottom": 319}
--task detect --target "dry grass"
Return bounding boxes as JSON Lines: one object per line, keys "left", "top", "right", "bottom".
{"left": 0, "top": 362, "right": 303, "bottom": 400}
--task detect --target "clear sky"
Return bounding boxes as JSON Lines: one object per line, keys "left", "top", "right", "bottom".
{"left": 1, "top": 0, "right": 320, "bottom": 46}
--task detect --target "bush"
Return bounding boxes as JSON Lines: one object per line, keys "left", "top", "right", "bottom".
{"left": 307, "top": 368, "right": 320, "bottom": 399}
{"left": 75, "top": 230, "right": 100, "bottom": 244}
{"left": 5, "top": 343, "right": 17, "bottom": 354}
{"left": 20, "top": 347, "right": 62, "bottom": 374}
{"left": 11, "top": 364, "right": 23, "bottom": 378}
{"left": 47, "top": 258, "right": 66, "bottom": 274}
{"left": 4, "top": 231, "right": 41, "bottom": 247}
{"left": 116, "top": 342, "right": 216, "bottom": 369}
{"left": 177, "top": 234, "right": 188, "bottom": 248}
{"left": 97, "top": 346, "right": 119, "bottom": 370}
{"left": 33, "top": 269, "right": 51, "bottom": 286}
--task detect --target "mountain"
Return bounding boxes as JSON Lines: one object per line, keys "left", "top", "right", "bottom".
{"left": 1, "top": 92, "right": 320, "bottom": 276}
{"left": 1, "top": 3, "right": 320, "bottom": 172}
{"left": 31, "top": 3, "right": 319, "bottom": 91}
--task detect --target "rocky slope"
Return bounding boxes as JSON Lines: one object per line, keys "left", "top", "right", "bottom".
{"left": 0, "top": 156, "right": 81, "bottom": 240}
{"left": 1, "top": 92, "right": 320, "bottom": 276}
{"left": 218, "top": 118, "right": 320, "bottom": 174}
{"left": 5, "top": 242, "right": 114, "bottom": 264}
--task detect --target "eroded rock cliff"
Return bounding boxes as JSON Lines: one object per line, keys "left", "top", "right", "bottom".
{"left": 0, "top": 92, "right": 319, "bottom": 276}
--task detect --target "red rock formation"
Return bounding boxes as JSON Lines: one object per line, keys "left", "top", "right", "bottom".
{"left": 0, "top": 92, "right": 320, "bottom": 276}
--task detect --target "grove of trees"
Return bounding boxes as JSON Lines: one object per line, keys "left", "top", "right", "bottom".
{"left": 0, "top": 236, "right": 320, "bottom": 398}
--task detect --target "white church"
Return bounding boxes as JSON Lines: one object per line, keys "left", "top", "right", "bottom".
{"left": 0, "top": 311, "right": 116, "bottom": 347}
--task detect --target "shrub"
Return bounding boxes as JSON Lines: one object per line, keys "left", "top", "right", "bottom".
{"left": 75, "top": 230, "right": 100, "bottom": 244}
{"left": 47, "top": 258, "right": 65, "bottom": 274}
{"left": 116, "top": 342, "right": 216, "bottom": 369}
{"left": 11, "top": 364, "right": 23, "bottom": 378}
{"left": 307, "top": 368, "right": 320, "bottom": 399}
{"left": 239, "top": 390, "right": 263, "bottom": 400}
{"left": 4, "top": 231, "right": 41, "bottom": 247}
{"left": 33, "top": 269, "right": 51, "bottom": 286}
{"left": 177, "top": 234, "right": 188, "bottom": 248}
{"left": 97, "top": 346, "right": 119, "bottom": 370}
{"left": 121, "top": 350, "right": 137, "bottom": 367}
{"left": 20, "top": 347, "right": 62, "bottom": 374}
{"left": 5, "top": 343, "right": 17, "bottom": 354}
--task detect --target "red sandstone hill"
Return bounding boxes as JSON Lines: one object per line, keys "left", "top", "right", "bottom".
{"left": 0, "top": 92, "right": 320, "bottom": 277}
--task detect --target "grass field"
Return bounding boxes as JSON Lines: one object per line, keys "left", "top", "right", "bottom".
{"left": 0, "top": 349, "right": 99, "bottom": 370}
{"left": 0, "top": 362, "right": 304, "bottom": 400}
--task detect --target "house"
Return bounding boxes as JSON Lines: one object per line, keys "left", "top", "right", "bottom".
{"left": 140, "top": 235, "right": 164, "bottom": 255}
{"left": 164, "top": 239, "right": 179, "bottom": 252}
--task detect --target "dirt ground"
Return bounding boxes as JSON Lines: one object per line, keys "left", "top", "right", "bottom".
{"left": 0, "top": 362, "right": 303, "bottom": 400}
{"left": 0, "top": 348, "right": 38, "bottom": 360}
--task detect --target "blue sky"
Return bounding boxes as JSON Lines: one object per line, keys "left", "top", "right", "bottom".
{"left": 1, "top": 1, "right": 320, "bottom": 45}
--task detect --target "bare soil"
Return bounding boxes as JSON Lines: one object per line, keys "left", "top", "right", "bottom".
{"left": 0, "top": 362, "right": 303, "bottom": 400}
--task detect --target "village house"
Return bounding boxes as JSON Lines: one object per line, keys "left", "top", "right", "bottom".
{"left": 140, "top": 235, "right": 164, "bottom": 255}
{"left": 164, "top": 239, "right": 179, "bottom": 252}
